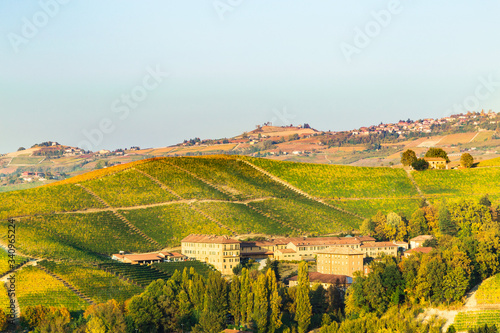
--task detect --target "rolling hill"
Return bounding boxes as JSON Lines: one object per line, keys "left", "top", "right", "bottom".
{"left": 1, "top": 155, "right": 500, "bottom": 315}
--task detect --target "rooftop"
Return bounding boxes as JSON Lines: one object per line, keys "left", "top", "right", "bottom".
{"left": 360, "top": 242, "right": 397, "bottom": 248}
{"left": 289, "top": 272, "right": 353, "bottom": 285}
{"left": 405, "top": 247, "right": 433, "bottom": 255}
{"left": 410, "top": 235, "right": 434, "bottom": 242}
{"left": 318, "top": 247, "right": 363, "bottom": 255}
{"left": 182, "top": 234, "right": 240, "bottom": 244}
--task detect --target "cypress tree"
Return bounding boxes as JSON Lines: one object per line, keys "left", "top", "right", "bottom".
{"left": 439, "top": 200, "right": 455, "bottom": 236}
{"left": 229, "top": 276, "right": 242, "bottom": 326}
{"left": 253, "top": 274, "right": 269, "bottom": 333}
{"left": 294, "top": 262, "right": 312, "bottom": 333}
{"left": 267, "top": 269, "right": 282, "bottom": 333}
{"left": 240, "top": 268, "right": 250, "bottom": 325}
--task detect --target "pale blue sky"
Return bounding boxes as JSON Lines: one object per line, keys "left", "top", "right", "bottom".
{"left": 1, "top": 1, "right": 499, "bottom": 153}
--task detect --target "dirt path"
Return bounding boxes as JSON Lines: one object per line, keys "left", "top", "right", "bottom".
{"left": 240, "top": 159, "right": 364, "bottom": 220}
{"left": 405, "top": 169, "right": 430, "bottom": 206}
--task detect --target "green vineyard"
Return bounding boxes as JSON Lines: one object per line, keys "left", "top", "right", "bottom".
{"left": 244, "top": 157, "right": 419, "bottom": 199}
{"left": 193, "top": 201, "right": 292, "bottom": 235}
{"left": 82, "top": 168, "right": 178, "bottom": 207}
{"left": 0, "top": 248, "right": 29, "bottom": 276}
{"left": 119, "top": 204, "right": 232, "bottom": 247}
{"left": 327, "top": 198, "right": 421, "bottom": 219}
{"left": 0, "top": 184, "right": 103, "bottom": 220}
{"left": 38, "top": 261, "right": 143, "bottom": 303}
{"left": 136, "top": 160, "right": 231, "bottom": 200}
{"left": 152, "top": 261, "right": 213, "bottom": 279}
{"left": 249, "top": 198, "right": 361, "bottom": 233}
{"left": 98, "top": 262, "right": 172, "bottom": 287}
{"left": 412, "top": 168, "right": 500, "bottom": 198}
{"left": 16, "top": 266, "right": 88, "bottom": 312}
{"left": 475, "top": 274, "right": 500, "bottom": 305}
{"left": 166, "top": 156, "right": 298, "bottom": 200}
{"left": 0, "top": 155, "right": 497, "bottom": 268}
{"left": 453, "top": 310, "right": 500, "bottom": 331}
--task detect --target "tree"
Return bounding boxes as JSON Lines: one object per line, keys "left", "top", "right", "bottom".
{"left": 460, "top": 153, "right": 474, "bottom": 168}
{"left": 412, "top": 158, "right": 429, "bottom": 171}
{"left": 439, "top": 200, "right": 456, "bottom": 236}
{"left": 479, "top": 194, "right": 492, "bottom": 207}
{"left": 229, "top": 276, "right": 242, "bottom": 326}
{"left": 360, "top": 218, "right": 376, "bottom": 236}
{"left": 295, "top": 262, "right": 312, "bottom": 333}
{"left": 17, "top": 147, "right": 26, "bottom": 151}
{"left": 197, "top": 271, "right": 228, "bottom": 333}
{"left": 408, "top": 209, "right": 428, "bottom": 238}
{"left": 0, "top": 309, "right": 7, "bottom": 332}
{"left": 36, "top": 307, "right": 71, "bottom": 333}
{"left": 401, "top": 149, "right": 417, "bottom": 166}
{"left": 253, "top": 274, "right": 269, "bottom": 333}
{"left": 425, "top": 148, "right": 450, "bottom": 162}
{"left": 85, "top": 300, "right": 126, "bottom": 333}
{"left": 267, "top": 269, "right": 283, "bottom": 333}
{"left": 127, "top": 294, "right": 163, "bottom": 333}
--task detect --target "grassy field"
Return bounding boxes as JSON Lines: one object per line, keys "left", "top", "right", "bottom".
{"left": 10, "top": 156, "right": 44, "bottom": 165}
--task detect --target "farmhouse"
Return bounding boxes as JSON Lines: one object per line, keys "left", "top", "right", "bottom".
{"left": 316, "top": 247, "right": 364, "bottom": 278}
{"left": 181, "top": 234, "right": 241, "bottom": 275}
{"left": 409, "top": 235, "right": 434, "bottom": 249}
{"left": 288, "top": 272, "right": 352, "bottom": 290}
{"left": 424, "top": 157, "right": 448, "bottom": 169}
{"left": 111, "top": 251, "right": 187, "bottom": 264}
{"left": 404, "top": 247, "right": 433, "bottom": 258}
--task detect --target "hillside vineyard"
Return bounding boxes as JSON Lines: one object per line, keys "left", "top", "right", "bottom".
{"left": 1, "top": 155, "right": 500, "bottom": 331}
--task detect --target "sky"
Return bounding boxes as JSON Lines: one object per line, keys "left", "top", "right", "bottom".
{"left": 1, "top": 1, "right": 499, "bottom": 153}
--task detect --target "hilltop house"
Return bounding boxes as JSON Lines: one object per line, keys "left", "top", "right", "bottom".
{"left": 409, "top": 235, "right": 434, "bottom": 249}
{"left": 424, "top": 157, "right": 448, "bottom": 169}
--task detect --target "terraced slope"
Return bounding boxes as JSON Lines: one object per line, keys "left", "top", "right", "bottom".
{"left": 38, "top": 261, "right": 143, "bottom": 303}
{"left": 3, "top": 155, "right": 497, "bottom": 264}
{"left": 16, "top": 266, "right": 88, "bottom": 312}
{"left": 412, "top": 168, "right": 500, "bottom": 200}
{"left": 0, "top": 156, "right": 362, "bottom": 261}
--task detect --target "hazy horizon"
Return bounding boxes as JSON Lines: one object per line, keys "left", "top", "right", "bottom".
{"left": 1, "top": 1, "right": 500, "bottom": 154}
